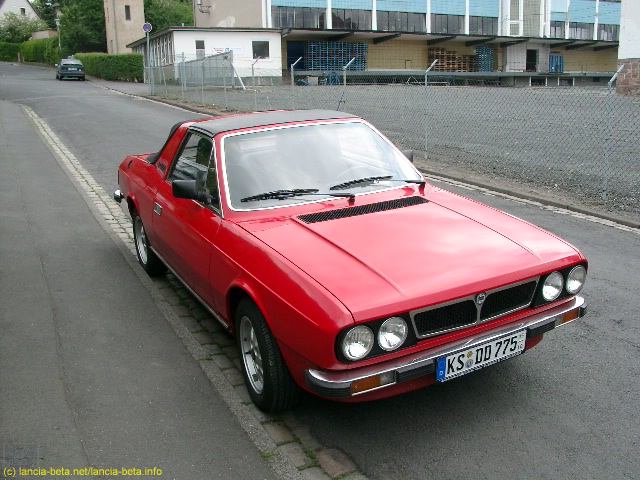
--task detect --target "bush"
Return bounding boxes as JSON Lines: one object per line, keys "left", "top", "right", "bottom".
{"left": 0, "top": 12, "right": 48, "bottom": 43}
{"left": 74, "top": 53, "right": 143, "bottom": 82}
{"left": 19, "top": 37, "right": 62, "bottom": 64}
{"left": 0, "top": 41, "right": 19, "bottom": 61}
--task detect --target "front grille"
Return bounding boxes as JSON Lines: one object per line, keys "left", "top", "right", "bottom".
{"left": 413, "top": 300, "right": 477, "bottom": 337}
{"left": 480, "top": 281, "right": 537, "bottom": 320}
{"left": 297, "top": 196, "right": 427, "bottom": 224}
{"left": 411, "top": 279, "right": 538, "bottom": 338}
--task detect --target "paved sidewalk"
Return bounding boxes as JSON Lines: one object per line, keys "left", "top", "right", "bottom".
{"left": 0, "top": 99, "right": 277, "bottom": 479}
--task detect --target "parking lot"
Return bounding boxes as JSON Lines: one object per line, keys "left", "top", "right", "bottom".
{"left": 1, "top": 62, "right": 639, "bottom": 479}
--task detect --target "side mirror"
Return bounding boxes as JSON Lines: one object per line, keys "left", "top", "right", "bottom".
{"left": 172, "top": 179, "right": 210, "bottom": 204}
{"left": 402, "top": 150, "right": 415, "bottom": 163}
{"left": 54, "top": 63, "right": 58, "bottom": 67}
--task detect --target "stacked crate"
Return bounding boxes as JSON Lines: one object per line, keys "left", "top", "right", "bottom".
{"left": 305, "top": 42, "right": 368, "bottom": 71}
{"left": 475, "top": 46, "right": 494, "bottom": 72}
{"left": 428, "top": 48, "right": 477, "bottom": 72}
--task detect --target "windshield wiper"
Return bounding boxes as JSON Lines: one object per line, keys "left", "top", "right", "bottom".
{"left": 330, "top": 176, "right": 426, "bottom": 191}
{"left": 240, "top": 188, "right": 355, "bottom": 203}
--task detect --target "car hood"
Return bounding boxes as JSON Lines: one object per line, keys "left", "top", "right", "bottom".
{"left": 239, "top": 189, "right": 582, "bottom": 321}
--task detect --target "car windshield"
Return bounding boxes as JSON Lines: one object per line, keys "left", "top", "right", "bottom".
{"left": 223, "top": 121, "right": 422, "bottom": 210}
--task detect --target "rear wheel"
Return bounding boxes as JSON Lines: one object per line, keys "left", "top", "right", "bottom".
{"left": 132, "top": 213, "right": 167, "bottom": 276}
{"left": 236, "top": 299, "right": 299, "bottom": 412}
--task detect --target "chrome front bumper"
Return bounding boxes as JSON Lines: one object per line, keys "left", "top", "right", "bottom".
{"left": 305, "top": 296, "right": 586, "bottom": 398}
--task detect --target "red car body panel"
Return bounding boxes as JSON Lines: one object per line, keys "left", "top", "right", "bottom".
{"left": 117, "top": 112, "right": 587, "bottom": 402}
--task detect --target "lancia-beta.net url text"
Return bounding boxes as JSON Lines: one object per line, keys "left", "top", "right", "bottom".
{"left": 2, "top": 466, "right": 163, "bottom": 477}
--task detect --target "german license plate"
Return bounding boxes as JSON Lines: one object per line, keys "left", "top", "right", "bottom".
{"left": 436, "top": 330, "right": 526, "bottom": 382}
{"left": 69, "top": 67, "right": 77, "bottom": 71}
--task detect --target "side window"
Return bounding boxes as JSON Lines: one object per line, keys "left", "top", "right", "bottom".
{"left": 170, "top": 132, "right": 220, "bottom": 211}
{"left": 170, "top": 131, "right": 212, "bottom": 182}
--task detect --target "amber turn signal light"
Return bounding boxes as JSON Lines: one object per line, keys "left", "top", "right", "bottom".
{"left": 559, "top": 308, "right": 580, "bottom": 325}
{"left": 351, "top": 372, "right": 395, "bottom": 395}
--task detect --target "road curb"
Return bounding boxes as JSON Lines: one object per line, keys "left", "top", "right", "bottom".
{"left": 24, "top": 105, "right": 366, "bottom": 480}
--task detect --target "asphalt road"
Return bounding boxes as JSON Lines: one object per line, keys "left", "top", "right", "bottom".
{"left": 2, "top": 62, "right": 639, "bottom": 480}
{"left": 0, "top": 64, "right": 276, "bottom": 479}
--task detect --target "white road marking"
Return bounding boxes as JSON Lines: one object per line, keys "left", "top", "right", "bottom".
{"left": 425, "top": 173, "right": 639, "bottom": 235}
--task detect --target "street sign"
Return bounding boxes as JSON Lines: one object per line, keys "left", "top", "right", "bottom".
{"left": 143, "top": 22, "right": 152, "bottom": 33}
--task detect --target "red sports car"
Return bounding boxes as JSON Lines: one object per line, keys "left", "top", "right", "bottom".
{"left": 114, "top": 110, "right": 587, "bottom": 412}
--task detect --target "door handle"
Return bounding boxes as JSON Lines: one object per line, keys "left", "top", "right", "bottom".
{"left": 153, "top": 203, "right": 163, "bottom": 216}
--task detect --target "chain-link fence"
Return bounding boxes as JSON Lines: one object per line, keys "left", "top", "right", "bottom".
{"left": 146, "top": 53, "right": 639, "bottom": 219}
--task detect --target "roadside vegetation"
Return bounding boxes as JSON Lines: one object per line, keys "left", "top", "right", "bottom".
{"left": 75, "top": 53, "right": 144, "bottom": 82}
{"left": 0, "top": 41, "right": 20, "bottom": 61}
{"left": 0, "top": 12, "right": 47, "bottom": 43}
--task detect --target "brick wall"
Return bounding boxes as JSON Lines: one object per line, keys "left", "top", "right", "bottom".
{"left": 617, "top": 59, "right": 640, "bottom": 96}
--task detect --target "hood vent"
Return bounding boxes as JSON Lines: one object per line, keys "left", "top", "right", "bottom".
{"left": 298, "top": 196, "right": 428, "bottom": 224}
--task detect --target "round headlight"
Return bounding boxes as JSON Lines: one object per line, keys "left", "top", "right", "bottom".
{"left": 378, "top": 317, "right": 408, "bottom": 351}
{"left": 542, "top": 271, "right": 564, "bottom": 301}
{"left": 342, "top": 326, "right": 374, "bottom": 361}
{"left": 566, "top": 265, "right": 586, "bottom": 294}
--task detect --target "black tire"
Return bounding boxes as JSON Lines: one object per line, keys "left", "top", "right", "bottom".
{"left": 56, "top": 74, "right": 60, "bottom": 80}
{"left": 236, "top": 299, "right": 300, "bottom": 412}
{"left": 81, "top": 77, "right": 86, "bottom": 81}
{"left": 132, "top": 212, "right": 167, "bottom": 277}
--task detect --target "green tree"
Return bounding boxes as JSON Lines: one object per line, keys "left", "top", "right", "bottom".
{"left": 0, "top": 12, "right": 48, "bottom": 43}
{"left": 58, "top": 0, "right": 106, "bottom": 53}
{"left": 143, "top": 0, "right": 192, "bottom": 32}
{"left": 30, "top": 0, "right": 58, "bottom": 29}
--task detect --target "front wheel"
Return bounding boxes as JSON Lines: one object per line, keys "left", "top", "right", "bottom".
{"left": 236, "top": 299, "right": 299, "bottom": 412}
{"left": 132, "top": 213, "right": 167, "bottom": 276}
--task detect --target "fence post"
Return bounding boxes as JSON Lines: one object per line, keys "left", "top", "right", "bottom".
{"left": 251, "top": 57, "right": 261, "bottom": 87}
{"left": 180, "top": 53, "right": 185, "bottom": 100}
{"left": 601, "top": 65, "right": 624, "bottom": 200}
{"left": 290, "top": 56, "right": 303, "bottom": 109}
{"left": 342, "top": 57, "right": 356, "bottom": 87}
{"left": 199, "top": 59, "right": 204, "bottom": 105}
{"left": 290, "top": 57, "right": 303, "bottom": 87}
{"left": 424, "top": 59, "right": 438, "bottom": 162}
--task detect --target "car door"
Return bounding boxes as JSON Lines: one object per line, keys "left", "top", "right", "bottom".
{"left": 152, "top": 130, "right": 221, "bottom": 305}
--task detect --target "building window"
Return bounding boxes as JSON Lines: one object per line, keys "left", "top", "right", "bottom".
{"left": 125, "top": 5, "right": 131, "bottom": 21}
{"left": 377, "top": 11, "right": 425, "bottom": 32}
{"left": 550, "top": 20, "right": 565, "bottom": 38}
{"left": 195, "top": 40, "right": 205, "bottom": 59}
{"left": 271, "top": 7, "right": 325, "bottom": 29}
{"left": 252, "top": 41, "right": 270, "bottom": 59}
{"left": 569, "top": 22, "right": 594, "bottom": 40}
{"left": 469, "top": 16, "right": 497, "bottom": 35}
{"left": 431, "top": 14, "right": 464, "bottom": 34}
{"left": 598, "top": 24, "right": 619, "bottom": 41}
{"left": 20, "top": 7, "right": 26, "bottom": 15}
{"left": 332, "top": 9, "right": 372, "bottom": 30}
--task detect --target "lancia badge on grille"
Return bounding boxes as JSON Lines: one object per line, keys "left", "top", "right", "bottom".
{"left": 475, "top": 293, "right": 487, "bottom": 306}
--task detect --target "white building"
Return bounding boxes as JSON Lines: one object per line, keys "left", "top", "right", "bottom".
{"left": 0, "top": 0, "right": 41, "bottom": 20}
{"left": 617, "top": 0, "right": 640, "bottom": 95}
{"left": 127, "top": 27, "right": 283, "bottom": 82}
